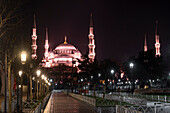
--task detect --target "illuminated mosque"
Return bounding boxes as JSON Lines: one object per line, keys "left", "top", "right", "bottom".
{"left": 31, "top": 14, "right": 96, "bottom": 68}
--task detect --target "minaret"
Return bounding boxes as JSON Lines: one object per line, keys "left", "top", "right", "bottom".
{"left": 144, "top": 34, "right": 147, "bottom": 52}
{"left": 154, "top": 20, "right": 161, "bottom": 57}
{"left": 31, "top": 15, "right": 37, "bottom": 59}
{"left": 88, "top": 13, "right": 95, "bottom": 62}
{"left": 44, "top": 27, "right": 49, "bottom": 59}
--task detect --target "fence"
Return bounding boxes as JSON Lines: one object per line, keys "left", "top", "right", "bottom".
{"left": 42, "top": 92, "right": 51, "bottom": 109}
{"left": 116, "top": 104, "right": 170, "bottom": 113}
{"left": 30, "top": 103, "right": 41, "bottom": 113}
{"left": 116, "top": 105, "right": 142, "bottom": 113}
{"left": 22, "top": 100, "right": 41, "bottom": 113}
{"left": 87, "top": 92, "right": 147, "bottom": 106}
{"left": 110, "top": 92, "right": 170, "bottom": 103}
{"left": 69, "top": 93, "right": 96, "bottom": 106}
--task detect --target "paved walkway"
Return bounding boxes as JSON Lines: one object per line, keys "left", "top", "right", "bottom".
{"left": 44, "top": 91, "right": 96, "bottom": 113}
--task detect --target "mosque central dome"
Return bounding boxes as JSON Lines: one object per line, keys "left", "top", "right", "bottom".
{"left": 54, "top": 36, "right": 78, "bottom": 55}
{"left": 55, "top": 43, "right": 77, "bottom": 51}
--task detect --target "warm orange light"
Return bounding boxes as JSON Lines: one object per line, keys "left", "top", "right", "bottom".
{"left": 21, "top": 51, "right": 26, "bottom": 64}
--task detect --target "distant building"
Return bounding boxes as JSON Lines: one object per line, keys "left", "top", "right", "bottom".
{"left": 143, "top": 20, "right": 161, "bottom": 58}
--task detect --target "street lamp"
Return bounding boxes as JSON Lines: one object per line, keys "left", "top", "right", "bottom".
{"left": 19, "top": 51, "right": 26, "bottom": 113}
{"left": 17, "top": 71, "right": 22, "bottom": 112}
{"left": 129, "top": 63, "right": 134, "bottom": 69}
{"left": 19, "top": 71, "right": 22, "bottom": 77}
{"left": 21, "top": 51, "right": 27, "bottom": 64}
{"left": 19, "top": 70, "right": 23, "bottom": 113}
{"left": 41, "top": 75, "right": 45, "bottom": 96}
{"left": 36, "top": 70, "right": 41, "bottom": 77}
{"left": 129, "top": 62, "right": 134, "bottom": 94}
{"left": 111, "top": 69, "right": 114, "bottom": 74}
{"left": 110, "top": 69, "right": 114, "bottom": 94}
{"left": 98, "top": 73, "right": 101, "bottom": 77}
{"left": 36, "top": 70, "right": 41, "bottom": 99}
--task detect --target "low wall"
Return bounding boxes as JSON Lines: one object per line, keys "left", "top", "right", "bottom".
{"left": 69, "top": 93, "right": 96, "bottom": 106}
{"left": 116, "top": 105, "right": 142, "bottom": 113}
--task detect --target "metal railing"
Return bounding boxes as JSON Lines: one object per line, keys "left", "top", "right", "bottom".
{"left": 31, "top": 103, "right": 41, "bottom": 113}
{"left": 42, "top": 92, "right": 51, "bottom": 110}
{"left": 69, "top": 93, "right": 96, "bottom": 106}
{"left": 116, "top": 104, "right": 170, "bottom": 113}
{"left": 116, "top": 105, "right": 142, "bottom": 113}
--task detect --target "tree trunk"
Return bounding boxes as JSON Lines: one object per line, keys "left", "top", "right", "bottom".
{"left": 27, "top": 74, "right": 29, "bottom": 101}
{"left": 4, "top": 51, "right": 7, "bottom": 113}
{"left": 20, "top": 73, "right": 23, "bottom": 113}
{"left": 93, "top": 84, "right": 96, "bottom": 97}
{"left": 37, "top": 80, "right": 38, "bottom": 99}
{"left": 40, "top": 79, "right": 41, "bottom": 97}
{"left": 85, "top": 82, "right": 86, "bottom": 96}
{"left": 103, "top": 85, "right": 106, "bottom": 99}
{"left": 8, "top": 63, "right": 12, "bottom": 113}
{"left": 30, "top": 75, "right": 33, "bottom": 102}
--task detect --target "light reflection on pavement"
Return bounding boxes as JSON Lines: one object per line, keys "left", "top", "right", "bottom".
{"left": 44, "top": 92, "right": 97, "bottom": 113}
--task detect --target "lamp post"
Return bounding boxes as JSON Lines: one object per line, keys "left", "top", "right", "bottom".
{"left": 30, "top": 64, "right": 33, "bottom": 102}
{"left": 129, "top": 62, "right": 134, "bottom": 94}
{"left": 39, "top": 74, "right": 44, "bottom": 97}
{"left": 36, "top": 70, "right": 41, "bottom": 99}
{"left": 20, "top": 51, "right": 26, "bottom": 112}
{"left": 98, "top": 73, "right": 101, "bottom": 94}
{"left": 19, "top": 70, "right": 22, "bottom": 113}
{"left": 110, "top": 69, "right": 114, "bottom": 94}
{"left": 41, "top": 75, "right": 45, "bottom": 96}
{"left": 17, "top": 71, "right": 22, "bottom": 112}
{"left": 21, "top": 51, "right": 27, "bottom": 64}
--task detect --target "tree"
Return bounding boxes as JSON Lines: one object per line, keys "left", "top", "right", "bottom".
{"left": 99, "top": 59, "right": 120, "bottom": 99}
{"left": 78, "top": 53, "right": 91, "bottom": 96}
{"left": 122, "top": 49, "right": 167, "bottom": 90}
{"left": 0, "top": 1, "right": 31, "bottom": 112}
{"left": 0, "top": 0, "right": 23, "bottom": 39}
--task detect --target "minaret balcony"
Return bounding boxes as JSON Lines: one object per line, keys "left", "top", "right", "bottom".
{"left": 32, "top": 35, "right": 37, "bottom": 39}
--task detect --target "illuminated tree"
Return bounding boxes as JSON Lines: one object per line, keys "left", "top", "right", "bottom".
{"left": 0, "top": 1, "right": 30, "bottom": 112}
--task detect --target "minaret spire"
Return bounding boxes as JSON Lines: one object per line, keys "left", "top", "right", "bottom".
{"left": 31, "top": 14, "right": 37, "bottom": 59}
{"left": 44, "top": 27, "right": 49, "bottom": 59}
{"left": 90, "top": 13, "right": 93, "bottom": 27}
{"left": 155, "top": 20, "right": 158, "bottom": 35}
{"left": 155, "top": 20, "right": 161, "bottom": 57}
{"left": 88, "top": 13, "right": 95, "bottom": 62}
{"left": 33, "top": 14, "right": 36, "bottom": 28}
{"left": 144, "top": 34, "right": 147, "bottom": 52}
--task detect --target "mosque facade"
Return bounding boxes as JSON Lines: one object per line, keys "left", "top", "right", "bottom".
{"left": 31, "top": 14, "right": 96, "bottom": 68}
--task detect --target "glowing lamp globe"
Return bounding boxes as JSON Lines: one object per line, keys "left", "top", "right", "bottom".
{"left": 21, "top": 51, "right": 27, "bottom": 64}
{"left": 44, "top": 76, "right": 47, "bottom": 81}
{"left": 41, "top": 75, "right": 45, "bottom": 80}
{"left": 36, "top": 70, "right": 41, "bottom": 77}
{"left": 111, "top": 69, "right": 114, "bottom": 74}
{"left": 129, "top": 63, "right": 134, "bottom": 69}
{"left": 19, "top": 71, "right": 22, "bottom": 77}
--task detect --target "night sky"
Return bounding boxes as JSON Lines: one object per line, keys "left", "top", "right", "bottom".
{"left": 30, "top": 0, "right": 170, "bottom": 63}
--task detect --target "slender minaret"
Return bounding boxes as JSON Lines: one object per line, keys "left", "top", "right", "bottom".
{"left": 88, "top": 13, "right": 95, "bottom": 62}
{"left": 154, "top": 20, "right": 161, "bottom": 57}
{"left": 44, "top": 27, "right": 49, "bottom": 59}
{"left": 31, "top": 15, "right": 37, "bottom": 59}
{"left": 144, "top": 34, "right": 147, "bottom": 52}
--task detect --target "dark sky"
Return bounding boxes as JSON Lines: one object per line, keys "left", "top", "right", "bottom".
{"left": 30, "top": 0, "right": 170, "bottom": 63}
